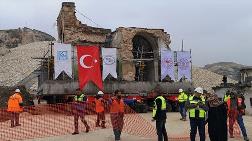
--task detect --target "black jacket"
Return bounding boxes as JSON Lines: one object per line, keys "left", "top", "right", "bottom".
{"left": 153, "top": 97, "right": 167, "bottom": 120}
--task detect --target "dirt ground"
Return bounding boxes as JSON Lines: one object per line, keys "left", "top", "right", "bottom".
{"left": 23, "top": 113, "right": 252, "bottom": 141}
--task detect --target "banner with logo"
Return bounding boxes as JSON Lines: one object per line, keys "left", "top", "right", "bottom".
{"left": 54, "top": 43, "right": 72, "bottom": 79}
{"left": 77, "top": 46, "right": 103, "bottom": 90}
{"left": 177, "top": 51, "right": 191, "bottom": 81}
{"left": 161, "top": 50, "right": 175, "bottom": 80}
{"left": 102, "top": 48, "right": 117, "bottom": 80}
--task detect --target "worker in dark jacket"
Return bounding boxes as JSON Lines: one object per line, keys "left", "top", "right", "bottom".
{"left": 206, "top": 93, "right": 227, "bottom": 141}
{"left": 152, "top": 88, "right": 168, "bottom": 141}
{"left": 186, "top": 87, "right": 208, "bottom": 141}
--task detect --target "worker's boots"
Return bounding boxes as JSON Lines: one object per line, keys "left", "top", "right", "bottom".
{"left": 86, "top": 125, "right": 90, "bottom": 133}
{"left": 10, "top": 120, "right": 14, "bottom": 128}
{"left": 96, "top": 121, "right": 100, "bottom": 127}
{"left": 101, "top": 121, "right": 106, "bottom": 128}
{"left": 244, "top": 136, "right": 249, "bottom": 141}
{"left": 72, "top": 131, "right": 79, "bottom": 135}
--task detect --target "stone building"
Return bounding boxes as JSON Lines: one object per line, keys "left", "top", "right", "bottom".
{"left": 57, "top": 2, "right": 171, "bottom": 82}
{"left": 213, "top": 67, "right": 252, "bottom": 115}
{"left": 240, "top": 67, "right": 252, "bottom": 115}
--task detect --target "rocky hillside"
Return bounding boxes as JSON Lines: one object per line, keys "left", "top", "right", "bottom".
{"left": 204, "top": 62, "right": 246, "bottom": 81}
{"left": 0, "top": 27, "right": 55, "bottom": 50}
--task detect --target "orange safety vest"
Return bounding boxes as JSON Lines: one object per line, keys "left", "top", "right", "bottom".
{"left": 110, "top": 97, "right": 124, "bottom": 113}
{"left": 7, "top": 93, "right": 23, "bottom": 112}
{"left": 95, "top": 98, "right": 105, "bottom": 113}
{"left": 227, "top": 97, "right": 244, "bottom": 114}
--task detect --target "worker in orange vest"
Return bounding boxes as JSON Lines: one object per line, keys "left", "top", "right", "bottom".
{"left": 226, "top": 91, "right": 249, "bottom": 141}
{"left": 110, "top": 89, "right": 125, "bottom": 141}
{"left": 7, "top": 89, "right": 23, "bottom": 128}
{"left": 95, "top": 90, "right": 106, "bottom": 128}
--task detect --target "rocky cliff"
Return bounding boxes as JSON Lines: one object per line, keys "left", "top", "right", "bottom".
{"left": 0, "top": 27, "right": 55, "bottom": 49}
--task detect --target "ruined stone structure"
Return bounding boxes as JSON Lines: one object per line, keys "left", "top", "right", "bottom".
{"left": 240, "top": 67, "right": 252, "bottom": 115}
{"left": 57, "top": 2, "right": 171, "bottom": 82}
{"left": 57, "top": 2, "right": 111, "bottom": 45}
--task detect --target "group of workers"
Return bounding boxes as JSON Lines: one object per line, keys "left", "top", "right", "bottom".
{"left": 71, "top": 88, "right": 125, "bottom": 141}
{"left": 6, "top": 88, "right": 125, "bottom": 141}
{"left": 175, "top": 87, "right": 250, "bottom": 141}
{"left": 6, "top": 86, "right": 250, "bottom": 141}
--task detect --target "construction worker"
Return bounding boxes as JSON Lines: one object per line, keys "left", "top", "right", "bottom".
{"left": 226, "top": 91, "right": 249, "bottom": 141}
{"left": 72, "top": 88, "right": 90, "bottom": 135}
{"left": 186, "top": 87, "right": 208, "bottom": 141}
{"left": 7, "top": 89, "right": 23, "bottom": 128}
{"left": 152, "top": 88, "right": 168, "bottom": 141}
{"left": 110, "top": 89, "right": 125, "bottom": 141}
{"left": 95, "top": 90, "right": 106, "bottom": 128}
{"left": 178, "top": 88, "right": 188, "bottom": 121}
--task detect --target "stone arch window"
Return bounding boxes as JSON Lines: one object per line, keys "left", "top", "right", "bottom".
{"left": 132, "top": 33, "right": 158, "bottom": 81}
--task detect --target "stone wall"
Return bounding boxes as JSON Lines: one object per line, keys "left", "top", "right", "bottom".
{"left": 111, "top": 27, "right": 171, "bottom": 81}
{"left": 57, "top": 2, "right": 111, "bottom": 45}
{"left": 57, "top": 2, "right": 171, "bottom": 81}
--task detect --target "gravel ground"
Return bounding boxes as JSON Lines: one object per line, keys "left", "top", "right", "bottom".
{"left": 25, "top": 113, "right": 251, "bottom": 141}
{"left": 0, "top": 112, "right": 250, "bottom": 141}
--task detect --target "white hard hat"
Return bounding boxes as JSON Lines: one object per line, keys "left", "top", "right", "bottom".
{"left": 194, "top": 87, "right": 203, "bottom": 94}
{"left": 97, "top": 91, "right": 104, "bottom": 95}
{"left": 15, "top": 89, "right": 21, "bottom": 93}
{"left": 179, "top": 89, "right": 183, "bottom": 93}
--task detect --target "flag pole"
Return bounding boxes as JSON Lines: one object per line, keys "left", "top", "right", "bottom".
{"left": 190, "top": 49, "right": 193, "bottom": 84}
{"left": 181, "top": 39, "right": 184, "bottom": 52}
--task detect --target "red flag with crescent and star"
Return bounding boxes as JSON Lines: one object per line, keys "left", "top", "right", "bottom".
{"left": 77, "top": 45, "right": 103, "bottom": 90}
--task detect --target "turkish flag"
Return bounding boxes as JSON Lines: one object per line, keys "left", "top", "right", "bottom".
{"left": 77, "top": 46, "right": 103, "bottom": 90}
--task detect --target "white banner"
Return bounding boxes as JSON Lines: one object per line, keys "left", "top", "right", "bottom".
{"left": 177, "top": 51, "right": 191, "bottom": 81}
{"left": 102, "top": 48, "right": 117, "bottom": 80}
{"left": 54, "top": 43, "right": 72, "bottom": 79}
{"left": 161, "top": 50, "right": 175, "bottom": 80}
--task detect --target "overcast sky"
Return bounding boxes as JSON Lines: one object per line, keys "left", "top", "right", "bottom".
{"left": 0, "top": 0, "right": 251, "bottom": 66}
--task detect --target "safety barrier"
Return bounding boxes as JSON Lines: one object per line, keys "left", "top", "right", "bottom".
{"left": 0, "top": 102, "right": 241, "bottom": 141}
{"left": 0, "top": 103, "right": 156, "bottom": 141}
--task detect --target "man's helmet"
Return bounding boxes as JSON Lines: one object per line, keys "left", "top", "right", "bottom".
{"left": 179, "top": 89, "right": 183, "bottom": 93}
{"left": 97, "top": 91, "right": 104, "bottom": 95}
{"left": 15, "top": 89, "right": 21, "bottom": 93}
{"left": 194, "top": 87, "right": 203, "bottom": 94}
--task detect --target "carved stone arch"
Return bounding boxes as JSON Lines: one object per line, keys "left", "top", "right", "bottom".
{"left": 132, "top": 32, "right": 159, "bottom": 81}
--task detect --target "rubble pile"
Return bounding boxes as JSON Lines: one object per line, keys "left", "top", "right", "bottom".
{"left": 192, "top": 66, "right": 237, "bottom": 93}
{"left": 0, "top": 41, "right": 49, "bottom": 86}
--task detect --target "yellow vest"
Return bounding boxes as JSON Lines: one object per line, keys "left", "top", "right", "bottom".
{"left": 74, "top": 94, "right": 85, "bottom": 102}
{"left": 178, "top": 92, "right": 188, "bottom": 102}
{"left": 152, "top": 96, "right": 166, "bottom": 118}
{"left": 188, "top": 96, "right": 206, "bottom": 118}
{"left": 223, "top": 94, "right": 230, "bottom": 102}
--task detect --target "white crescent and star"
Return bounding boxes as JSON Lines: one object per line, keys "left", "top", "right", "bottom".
{"left": 80, "top": 55, "right": 98, "bottom": 69}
